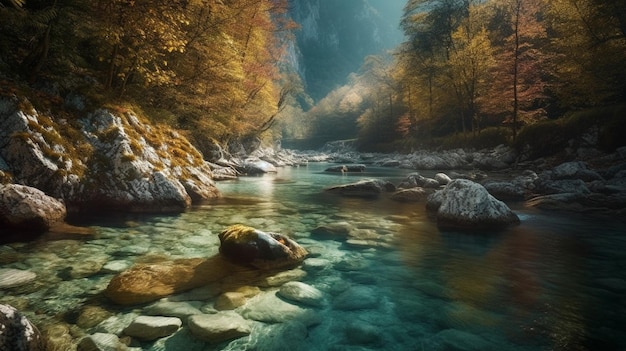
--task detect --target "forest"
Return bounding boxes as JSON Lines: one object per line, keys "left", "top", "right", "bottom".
{"left": 1, "top": 0, "right": 625, "bottom": 155}
{"left": 283, "top": 0, "right": 626, "bottom": 154}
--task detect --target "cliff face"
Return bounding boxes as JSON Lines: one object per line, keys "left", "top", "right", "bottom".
{"left": 288, "top": 0, "right": 404, "bottom": 101}
{"left": 0, "top": 95, "right": 220, "bottom": 213}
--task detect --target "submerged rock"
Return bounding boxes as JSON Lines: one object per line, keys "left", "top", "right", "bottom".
{"left": 427, "top": 179, "right": 520, "bottom": 230}
{"left": 218, "top": 224, "right": 308, "bottom": 269}
{"left": 239, "top": 290, "right": 320, "bottom": 326}
{"left": 187, "top": 311, "right": 252, "bottom": 344}
{"left": 123, "top": 315, "right": 182, "bottom": 341}
{"left": 277, "top": 281, "right": 325, "bottom": 307}
{"left": 105, "top": 256, "right": 248, "bottom": 305}
{"left": 0, "top": 268, "right": 37, "bottom": 289}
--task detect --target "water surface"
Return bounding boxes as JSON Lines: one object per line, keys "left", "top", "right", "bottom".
{"left": 1, "top": 163, "right": 625, "bottom": 350}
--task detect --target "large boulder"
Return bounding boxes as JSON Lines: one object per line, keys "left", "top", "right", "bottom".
{"left": 0, "top": 304, "right": 45, "bottom": 351}
{"left": 0, "top": 184, "right": 66, "bottom": 232}
{"left": 75, "top": 109, "right": 219, "bottom": 212}
{"left": 105, "top": 256, "right": 247, "bottom": 305}
{"left": 0, "top": 96, "right": 220, "bottom": 214}
{"left": 427, "top": 179, "right": 520, "bottom": 230}
{"left": 0, "top": 96, "right": 80, "bottom": 197}
{"left": 325, "top": 179, "right": 396, "bottom": 198}
{"left": 218, "top": 224, "right": 308, "bottom": 269}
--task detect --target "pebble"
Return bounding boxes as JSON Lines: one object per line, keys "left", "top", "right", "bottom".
{"left": 0, "top": 268, "right": 36, "bottom": 289}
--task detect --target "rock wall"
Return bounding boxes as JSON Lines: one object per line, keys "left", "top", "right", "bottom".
{"left": 0, "top": 95, "right": 219, "bottom": 213}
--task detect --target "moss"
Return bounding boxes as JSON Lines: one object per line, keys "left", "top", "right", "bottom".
{"left": 219, "top": 224, "right": 259, "bottom": 244}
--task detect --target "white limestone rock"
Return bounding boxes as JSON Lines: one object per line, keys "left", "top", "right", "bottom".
{"left": 187, "top": 311, "right": 251, "bottom": 343}
{"left": 426, "top": 179, "right": 520, "bottom": 230}
{"left": 123, "top": 315, "right": 182, "bottom": 341}
{"left": 277, "top": 281, "right": 325, "bottom": 307}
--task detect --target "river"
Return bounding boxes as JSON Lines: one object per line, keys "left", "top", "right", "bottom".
{"left": 1, "top": 162, "right": 625, "bottom": 350}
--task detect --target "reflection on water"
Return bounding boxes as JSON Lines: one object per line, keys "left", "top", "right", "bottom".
{"left": 1, "top": 163, "right": 625, "bottom": 350}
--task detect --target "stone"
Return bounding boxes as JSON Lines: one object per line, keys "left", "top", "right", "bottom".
{"left": 239, "top": 290, "right": 320, "bottom": 326}
{"left": 325, "top": 179, "right": 396, "bottom": 198}
{"left": 484, "top": 181, "right": 526, "bottom": 201}
{"left": 0, "top": 268, "right": 37, "bottom": 289}
{"left": 311, "top": 221, "right": 355, "bottom": 240}
{"left": 302, "top": 258, "right": 331, "bottom": 271}
{"left": 259, "top": 268, "right": 307, "bottom": 287}
{"left": 187, "top": 312, "right": 251, "bottom": 343}
{"left": 333, "top": 285, "right": 379, "bottom": 310}
{"left": 398, "top": 173, "right": 440, "bottom": 189}
{"left": 241, "top": 158, "right": 277, "bottom": 174}
{"left": 77, "top": 332, "right": 124, "bottom": 351}
{"left": 0, "top": 184, "right": 66, "bottom": 232}
{"left": 345, "top": 321, "right": 381, "bottom": 345}
{"left": 435, "top": 172, "right": 452, "bottom": 185}
{"left": 325, "top": 164, "right": 366, "bottom": 172}
{"left": 391, "top": 187, "right": 433, "bottom": 202}
{"left": 552, "top": 161, "right": 603, "bottom": 181}
{"left": 277, "top": 281, "right": 325, "bottom": 307}
{"left": 123, "top": 315, "right": 182, "bottom": 340}
{"left": 214, "top": 292, "right": 248, "bottom": 310}
{"left": 426, "top": 179, "right": 520, "bottom": 230}
{"left": 105, "top": 256, "right": 252, "bottom": 305}
{"left": 144, "top": 300, "right": 203, "bottom": 318}
{"left": 218, "top": 224, "right": 308, "bottom": 269}
{"left": 76, "top": 306, "right": 112, "bottom": 329}
{"left": 0, "top": 304, "right": 44, "bottom": 351}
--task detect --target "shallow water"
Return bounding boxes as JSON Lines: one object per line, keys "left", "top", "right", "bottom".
{"left": 1, "top": 163, "right": 626, "bottom": 350}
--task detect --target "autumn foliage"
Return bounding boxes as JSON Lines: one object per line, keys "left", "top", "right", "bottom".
{"left": 0, "top": 0, "right": 298, "bottom": 146}
{"left": 351, "top": 0, "right": 626, "bottom": 150}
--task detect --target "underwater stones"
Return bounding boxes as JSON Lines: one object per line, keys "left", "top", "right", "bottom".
{"left": 144, "top": 300, "right": 203, "bottom": 319}
{"left": 123, "top": 315, "right": 182, "bottom": 341}
{"left": 311, "top": 221, "right": 355, "bottom": 240}
{"left": 76, "top": 306, "right": 112, "bottom": 329}
{"left": 302, "top": 257, "right": 331, "bottom": 271}
{"left": 77, "top": 332, "right": 124, "bottom": 351}
{"left": 239, "top": 290, "right": 320, "bottom": 326}
{"left": 0, "top": 184, "right": 66, "bottom": 233}
{"left": 325, "top": 179, "right": 396, "bottom": 198}
{"left": 333, "top": 286, "right": 379, "bottom": 311}
{"left": 218, "top": 224, "right": 308, "bottom": 269}
{"left": 105, "top": 256, "right": 244, "bottom": 305}
{"left": 212, "top": 286, "right": 261, "bottom": 311}
{"left": 277, "top": 281, "right": 325, "bottom": 307}
{"left": 101, "top": 260, "right": 131, "bottom": 273}
{"left": 427, "top": 179, "right": 520, "bottom": 230}
{"left": 0, "top": 268, "right": 37, "bottom": 289}
{"left": 259, "top": 268, "right": 307, "bottom": 287}
{"left": 187, "top": 311, "right": 252, "bottom": 344}
{"left": 0, "top": 304, "right": 44, "bottom": 351}
{"left": 344, "top": 321, "right": 382, "bottom": 346}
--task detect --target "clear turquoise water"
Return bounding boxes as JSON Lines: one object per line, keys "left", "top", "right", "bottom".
{"left": 1, "top": 162, "right": 626, "bottom": 350}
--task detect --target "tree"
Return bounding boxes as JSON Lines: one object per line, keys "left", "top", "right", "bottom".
{"left": 483, "top": 0, "right": 550, "bottom": 138}
{"left": 548, "top": 0, "right": 626, "bottom": 106}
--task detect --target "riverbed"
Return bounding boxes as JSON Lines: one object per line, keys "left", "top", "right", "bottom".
{"left": 1, "top": 162, "right": 625, "bottom": 350}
